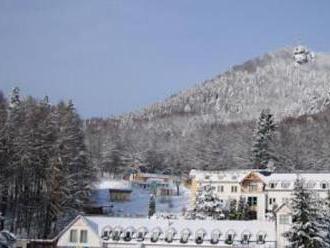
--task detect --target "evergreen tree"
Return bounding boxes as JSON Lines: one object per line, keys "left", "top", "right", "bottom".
{"left": 228, "top": 199, "right": 238, "bottom": 220}
{"left": 250, "top": 109, "right": 276, "bottom": 169}
{"left": 189, "top": 184, "right": 223, "bottom": 220}
{"left": 285, "top": 178, "right": 328, "bottom": 248}
{"left": 237, "top": 197, "right": 249, "bottom": 220}
{"left": 148, "top": 194, "right": 156, "bottom": 218}
{"left": 0, "top": 89, "right": 97, "bottom": 239}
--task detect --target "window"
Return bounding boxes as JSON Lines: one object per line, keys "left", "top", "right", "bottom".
{"left": 69, "top": 229, "right": 78, "bottom": 243}
{"left": 248, "top": 183, "right": 258, "bottom": 192}
{"left": 321, "top": 182, "right": 328, "bottom": 189}
{"left": 281, "top": 181, "right": 290, "bottom": 189}
{"left": 269, "top": 183, "right": 276, "bottom": 189}
{"left": 279, "top": 215, "right": 290, "bottom": 225}
{"left": 195, "top": 229, "right": 205, "bottom": 244}
{"left": 136, "top": 228, "right": 147, "bottom": 242}
{"left": 241, "top": 234, "right": 250, "bottom": 244}
{"left": 210, "top": 230, "right": 221, "bottom": 244}
{"left": 225, "top": 234, "right": 234, "bottom": 244}
{"left": 112, "top": 227, "right": 122, "bottom": 241}
{"left": 101, "top": 227, "right": 112, "bottom": 241}
{"left": 218, "top": 185, "right": 224, "bottom": 193}
{"left": 151, "top": 228, "right": 161, "bottom": 243}
{"left": 306, "top": 181, "right": 316, "bottom": 189}
{"left": 180, "top": 229, "right": 190, "bottom": 244}
{"left": 70, "top": 229, "right": 78, "bottom": 243}
{"left": 123, "top": 231, "right": 132, "bottom": 242}
{"left": 248, "top": 197, "right": 258, "bottom": 206}
{"left": 80, "top": 230, "right": 88, "bottom": 243}
{"left": 269, "top": 198, "right": 276, "bottom": 205}
{"left": 282, "top": 198, "right": 290, "bottom": 204}
{"left": 231, "top": 186, "right": 238, "bottom": 193}
{"left": 256, "top": 233, "right": 265, "bottom": 244}
{"left": 165, "top": 228, "right": 176, "bottom": 243}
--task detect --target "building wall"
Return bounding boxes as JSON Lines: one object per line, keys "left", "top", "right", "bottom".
{"left": 57, "top": 218, "right": 100, "bottom": 248}
{"left": 275, "top": 206, "right": 292, "bottom": 248}
{"left": 266, "top": 189, "right": 329, "bottom": 211}
{"left": 101, "top": 242, "right": 275, "bottom": 248}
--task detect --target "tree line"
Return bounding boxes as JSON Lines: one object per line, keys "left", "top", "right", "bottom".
{"left": 0, "top": 88, "right": 96, "bottom": 239}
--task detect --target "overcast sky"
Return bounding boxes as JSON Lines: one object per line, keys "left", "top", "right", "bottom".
{"left": 1, "top": 0, "right": 330, "bottom": 118}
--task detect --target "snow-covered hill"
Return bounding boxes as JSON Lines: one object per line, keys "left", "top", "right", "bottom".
{"left": 114, "top": 46, "right": 330, "bottom": 125}
{"left": 86, "top": 46, "right": 330, "bottom": 173}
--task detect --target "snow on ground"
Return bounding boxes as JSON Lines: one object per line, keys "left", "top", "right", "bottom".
{"left": 96, "top": 180, "right": 132, "bottom": 190}
{"left": 90, "top": 180, "right": 191, "bottom": 217}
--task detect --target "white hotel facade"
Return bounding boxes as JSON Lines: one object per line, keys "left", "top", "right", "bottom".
{"left": 189, "top": 169, "right": 330, "bottom": 220}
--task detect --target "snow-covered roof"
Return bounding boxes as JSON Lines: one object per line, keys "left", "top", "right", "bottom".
{"left": 136, "top": 173, "right": 171, "bottom": 179}
{"left": 96, "top": 180, "right": 132, "bottom": 191}
{"left": 81, "top": 215, "right": 276, "bottom": 245}
{"left": 189, "top": 169, "right": 261, "bottom": 183}
{"left": 264, "top": 173, "right": 330, "bottom": 190}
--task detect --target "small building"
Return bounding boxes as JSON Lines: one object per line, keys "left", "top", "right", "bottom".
{"left": 109, "top": 188, "right": 132, "bottom": 202}
{"left": 56, "top": 215, "right": 277, "bottom": 247}
{"left": 98, "top": 180, "right": 133, "bottom": 202}
{"left": 130, "top": 173, "right": 178, "bottom": 196}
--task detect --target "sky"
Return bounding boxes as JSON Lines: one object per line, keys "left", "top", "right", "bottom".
{"left": 1, "top": 1, "right": 330, "bottom": 118}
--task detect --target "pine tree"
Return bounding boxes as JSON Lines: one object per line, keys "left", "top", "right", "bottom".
{"left": 189, "top": 184, "right": 223, "bottom": 220}
{"left": 237, "top": 197, "right": 249, "bottom": 220}
{"left": 228, "top": 199, "right": 238, "bottom": 220}
{"left": 250, "top": 109, "right": 276, "bottom": 169}
{"left": 0, "top": 90, "right": 97, "bottom": 239}
{"left": 0, "top": 92, "right": 8, "bottom": 217}
{"left": 148, "top": 194, "right": 156, "bottom": 218}
{"left": 285, "top": 178, "right": 328, "bottom": 248}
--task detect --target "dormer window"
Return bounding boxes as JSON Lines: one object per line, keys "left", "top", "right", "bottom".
{"left": 136, "top": 227, "right": 148, "bottom": 241}
{"left": 112, "top": 227, "right": 122, "bottom": 241}
{"left": 123, "top": 227, "right": 135, "bottom": 242}
{"left": 210, "top": 229, "right": 221, "bottom": 244}
{"left": 195, "top": 229, "right": 206, "bottom": 244}
{"left": 165, "top": 228, "right": 176, "bottom": 243}
{"left": 101, "top": 226, "right": 112, "bottom": 241}
{"left": 306, "top": 181, "right": 316, "bottom": 189}
{"left": 256, "top": 232, "right": 266, "bottom": 244}
{"left": 321, "top": 182, "right": 328, "bottom": 189}
{"left": 241, "top": 231, "right": 251, "bottom": 244}
{"left": 150, "top": 228, "right": 162, "bottom": 243}
{"left": 225, "top": 230, "right": 236, "bottom": 245}
{"left": 180, "top": 228, "right": 191, "bottom": 243}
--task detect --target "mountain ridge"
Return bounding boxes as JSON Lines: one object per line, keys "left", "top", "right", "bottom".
{"left": 106, "top": 46, "right": 330, "bottom": 127}
{"left": 85, "top": 46, "right": 330, "bottom": 174}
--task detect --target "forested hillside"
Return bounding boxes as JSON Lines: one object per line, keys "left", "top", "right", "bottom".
{"left": 85, "top": 46, "right": 330, "bottom": 174}
{"left": 0, "top": 88, "right": 96, "bottom": 239}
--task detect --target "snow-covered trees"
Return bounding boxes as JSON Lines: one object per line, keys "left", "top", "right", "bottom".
{"left": 285, "top": 178, "right": 329, "bottom": 248}
{"left": 188, "top": 184, "right": 223, "bottom": 220}
{"left": 250, "top": 109, "right": 276, "bottom": 169}
{"left": 0, "top": 88, "right": 96, "bottom": 239}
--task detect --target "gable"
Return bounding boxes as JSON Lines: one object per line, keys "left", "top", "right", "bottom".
{"left": 240, "top": 172, "right": 265, "bottom": 184}
{"left": 57, "top": 216, "right": 101, "bottom": 247}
